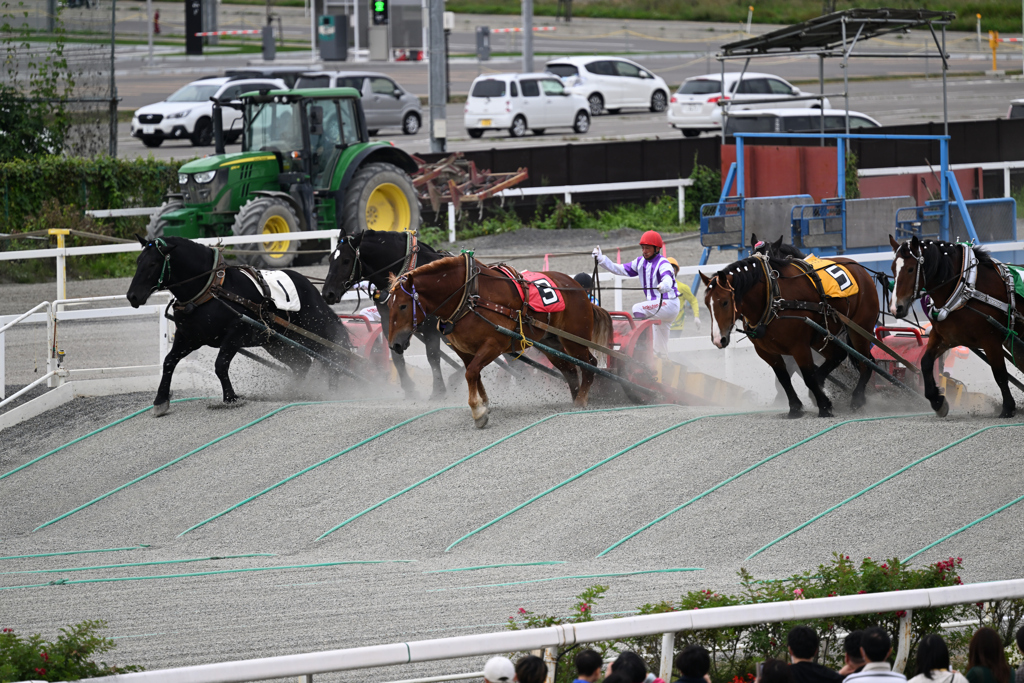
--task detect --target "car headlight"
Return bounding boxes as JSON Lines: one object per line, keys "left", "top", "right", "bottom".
{"left": 193, "top": 170, "right": 217, "bottom": 184}
{"left": 178, "top": 173, "right": 189, "bottom": 186}
{"left": 168, "top": 109, "right": 191, "bottom": 119}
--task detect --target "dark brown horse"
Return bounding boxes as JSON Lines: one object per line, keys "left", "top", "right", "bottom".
{"left": 889, "top": 235, "right": 1023, "bottom": 418}
{"left": 700, "top": 252, "right": 879, "bottom": 417}
{"left": 387, "top": 255, "right": 613, "bottom": 428}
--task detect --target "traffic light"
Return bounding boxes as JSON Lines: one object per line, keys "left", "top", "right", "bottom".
{"left": 372, "top": 0, "right": 388, "bottom": 25}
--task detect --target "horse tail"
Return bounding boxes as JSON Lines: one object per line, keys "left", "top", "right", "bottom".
{"left": 591, "top": 304, "right": 613, "bottom": 368}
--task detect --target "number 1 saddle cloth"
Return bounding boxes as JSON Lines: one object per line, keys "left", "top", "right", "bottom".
{"left": 802, "top": 255, "right": 859, "bottom": 299}
{"left": 495, "top": 265, "right": 567, "bottom": 313}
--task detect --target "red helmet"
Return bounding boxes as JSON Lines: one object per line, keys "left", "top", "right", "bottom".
{"left": 640, "top": 230, "right": 664, "bottom": 250}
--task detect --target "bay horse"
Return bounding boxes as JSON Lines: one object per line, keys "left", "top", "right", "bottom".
{"left": 889, "top": 235, "right": 1023, "bottom": 418}
{"left": 386, "top": 254, "right": 613, "bottom": 428}
{"left": 126, "top": 236, "right": 352, "bottom": 416}
{"left": 700, "top": 252, "right": 879, "bottom": 417}
{"left": 321, "top": 230, "right": 451, "bottom": 399}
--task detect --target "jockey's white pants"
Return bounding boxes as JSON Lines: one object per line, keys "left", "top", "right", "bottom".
{"left": 632, "top": 297, "right": 679, "bottom": 355}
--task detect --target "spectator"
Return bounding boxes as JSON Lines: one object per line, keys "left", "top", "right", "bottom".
{"left": 907, "top": 634, "right": 968, "bottom": 683}
{"left": 516, "top": 656, "right": 548, "bottom": 683}
{"left": 839, "top": 632, "right": 866, "bottom": 678}
{"left": 608, "top": 651, "right": 648, "bottom": 683}
{"left": 788, "top": 626, "right": 843, "bottom": 683}
{"left": 1015, "top": 626, "right": 1024, "bottom": 683}
{"left": 665, "top": 257, "right": 701, "bottom": 333}
{"left": 574, "top": 649, "right": 603, "bottom": 683}
{"left": 484, "top": 657, "right": 516, "bottom": 683}
{"left": 674, "top": 644, "right": 711, "bottom": 683}
{"left": 845, "top": 627, "right": 906, "bottom": 683}
{"left": 760, "top": 659, "right": 793, "bottom": 683}
{"left": 966, "top": 628, "right": 1012, "bottom": 683}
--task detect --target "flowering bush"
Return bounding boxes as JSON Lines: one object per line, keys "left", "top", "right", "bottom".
{"left": 0, "top": 620, "right": 142, "bottom": 682}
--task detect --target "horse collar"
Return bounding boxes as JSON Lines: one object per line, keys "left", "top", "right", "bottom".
{"left": 926, "top": 243, "right": 977, "bottom": 321}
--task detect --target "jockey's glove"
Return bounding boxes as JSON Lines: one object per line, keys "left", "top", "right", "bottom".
{"left": 658, "top": 279, "right": 673, "bottom": 294}
{"left": 592, "top": 245, "right": 603, "bottom": 259}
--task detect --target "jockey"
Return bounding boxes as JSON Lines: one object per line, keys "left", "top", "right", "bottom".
{"left": 592, "top": 230, "right": 679, "bottom": 357}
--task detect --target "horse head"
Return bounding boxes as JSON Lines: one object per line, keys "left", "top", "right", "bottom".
{"left": 127, "top": 235, "right": 177, "bottom": 308}
{"left": 323, "top": 231, "right": 364, "bottom": 305}
{"left": 386, "top": 272, "right": 417, "bottom": 355}
{"left": 888, "top": 234, "right": 931, "bottom": 318}
{"left": 700, "top": 270, "right": 738, "bottom": 349}
{"left": 752, "top": 232, "right": 804, "bottom": 260}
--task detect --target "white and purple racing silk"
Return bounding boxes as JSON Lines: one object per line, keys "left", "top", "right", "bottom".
{"left": 597, "top": 253, "right": 679, "bottom": 301}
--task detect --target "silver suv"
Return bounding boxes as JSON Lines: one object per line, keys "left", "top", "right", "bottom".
{"left": 296, "top": 71, "right": 422, "bottom": 136}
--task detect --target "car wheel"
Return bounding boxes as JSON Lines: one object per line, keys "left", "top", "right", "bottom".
{"left": 467, "top": 128, "right": 484, "bottom": 138}
{"left": 573, "top": 110, "right": 590, "bottom": 134}
{"left": 607, "top": 108, "right": 621, "bottom": 115}
{"left": 402, "top": 112, "right": 421, "bottom": 135}
{"left": 509, "top": 115, "right": 527, "bottom": 138}
{"left": 531, "top": 129, "right": 545, "bottom": 135}
{"left": 587, "top": 93, "right": 604, "bottom": 116}
{"left": 367, "top": 129, "right": 379, "bottom": 136}
{"left": 682, "top": 129, "right": 700, "bottom": 138}
{"left": 190, "top": 117, "right": 213, "bottom": 146}
{"left": 650, "top": 90, "right": 668, "bottom": 113}
{"left": 140, "top": 135, "right": 163, "bottom": 148}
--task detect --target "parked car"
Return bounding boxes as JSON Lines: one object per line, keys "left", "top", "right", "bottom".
{"left": 131, "top": 76, "right": 286, "bottom": 148}
{"left": 544, "top": 56, "right": 670, "bottom": 116}
{"left": 667, "top": 72, "right": 832, "bottom": 137}
{"left": 463, "top": 73, "right": 591, "bottom": 138}
{"left": 1008, "top": 99, "right": 1024, "bottom": 119}
{"left": 723, "top": 108, "right": 880, "bottom": 135}
{"left": 225, "top": 66, "right": 315, "bottom": 88}
{"left": 294, "top": 71, "right": 422, "bottom": 135}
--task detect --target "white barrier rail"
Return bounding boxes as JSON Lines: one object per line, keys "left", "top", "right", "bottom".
{"left": 78, "top": 578, "right": 1024, "bottom": 683}
{"left": 859, "top": 160, "right": 1024, "bottom": 198}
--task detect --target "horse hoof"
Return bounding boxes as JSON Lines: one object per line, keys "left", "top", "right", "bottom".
{"left": 935, "top": 397, "right": 949, "bottom": 418}
{"left": 785, "top": 409, "right": 804, "bottom": 419}
{"left": 474, "top": 413, "right": 489, "bottom": 429}
{"left": 818, "top": 407, "right": 834, "bottom": 418}
{"left": 209, "top": 398, "right": 246, "bottom": 410}
{"left": 152, "top": 401, "right": 169, "bottom": 417}
{"left": 999, "top": 407, "right": 1015, "bottom": 419}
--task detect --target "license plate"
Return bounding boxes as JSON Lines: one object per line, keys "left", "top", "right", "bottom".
{"left": 143, "top": 126, "right": 155, "bottom": 134}
{"left": 480, "top": 119, "right": 492, "bottom": 126}
{"left": 683, "top": 104, "right": 701, "bottom": 113}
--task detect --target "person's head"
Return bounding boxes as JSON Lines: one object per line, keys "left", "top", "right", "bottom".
{"left": 1016, "top": 625, "right": 1024, "bottom": 655}
{"left": 610, "top": 651, "right": 647, "bottom": 683}
{"left": 674, "top": 644, "right": 711, "bottom": 679}
{"left": 914, "top": 634, "right": 951, "bottom": 679}
{"left": 640, "top": 231, "right": 664, "bottom": 260}
{"left": 968, "top": 627, "right": 1011, "bottom": 683}
{"left": 666, "top": 256, "right": 680, "bottom": 276}
{"left": 844, "top": 631, "right": 864, "bottom": 666}
{"left": 787, "top": 626, "right": 820, "bottom": 661}
{"left": 573, "top": 272, "right": 595, "bottom": 292}
{"left": 516, "top": 655, "right": 548, "bottom": 683}
{"left": 576, "top": 649, "right": 602, "bottom": 680}
{"left": 484, "top": 657, "right": 516, "bottom": 683}
{"left": 860, "top": 627, "right": 892, "bottom": 664}
{"left": 758, "top": 659, "right": 791, "bottom": 683}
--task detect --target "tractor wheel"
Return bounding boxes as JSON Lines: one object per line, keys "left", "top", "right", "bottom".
{"left": 342, "top": 162, "right": 420, "bottom": 235}
{"left": 232, "top": 197, "right": 301, "bottom": 268}
{"left": 145, "top": 199, "right": 184, "bottom": 240}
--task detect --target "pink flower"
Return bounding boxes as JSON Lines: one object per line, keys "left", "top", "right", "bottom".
{"left": 34, "top": 668, "right": 46, "bottom": 676}
{"left": 793, "top": 588, "right": 803, "bottom": 596}
{"left": 896, "top": 611, "right": 907, "bottom": 618}
{"left": 518, "top": 607, "right": 527, "bottom": 615}
{"left": 40, "top": 652, "right": 48, "bottom": 661}
{"left": 579, "top": 603, "right": 590, "bottom": 612}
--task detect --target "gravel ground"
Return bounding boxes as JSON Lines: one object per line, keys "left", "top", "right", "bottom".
{"left": 1, "top": 229, "right": 1022, "bottom": 678}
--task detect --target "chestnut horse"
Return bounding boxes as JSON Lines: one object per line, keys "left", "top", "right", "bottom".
{"left": 387, "top": 254, "right": 613, "bottom": 428}
{"left": 889, "top": 235, "right": 1024, "bottom": 418}
{"left": 700, "top": 252, "right": 879, "bottom": 417}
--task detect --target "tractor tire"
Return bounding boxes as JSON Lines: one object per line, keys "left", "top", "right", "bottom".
{"left": 232, "top": 197, "right": 301, "bottom": 268}
{"left": 146, "top": 200, "right": 184, "bottom": 240}
{"left": 342, "top": 162, "right": 420, "bottom": 236}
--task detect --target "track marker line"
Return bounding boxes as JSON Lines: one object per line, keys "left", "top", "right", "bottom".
{"left": 423, "top": 561, "right": 566, "bottom": 573}
{"left": 904, "top": 491, "right": 1024, "bottom": 562}
{"left": 427, "top": 567, "right": 703, "bottom": 591}
{"left": 0, "top": 553, "right": 275, "bottom": 576}
{"left": 0, "top": 545, "right": 150, "bottom": 561}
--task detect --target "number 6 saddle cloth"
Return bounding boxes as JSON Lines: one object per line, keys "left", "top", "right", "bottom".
{"left": 495, "top": 265, "right": 567, "bottom": 313}
{"left": 800, "top": 255, "right": 860, "bottom": 299}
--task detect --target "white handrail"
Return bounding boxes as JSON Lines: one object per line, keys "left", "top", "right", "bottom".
{"left": 0, "top": 301, "right": 49, "bottom": 335}
{"left": 0, "top": 371, "right": 56, "bottom": 410}
{"left": 77, "top": 578, "right": 1024, "bottom": 683}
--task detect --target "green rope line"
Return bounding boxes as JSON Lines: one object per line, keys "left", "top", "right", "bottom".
{"left": 0, "top": 560, "right": 411, "bottom": 591}
{"left": 0, "top": 398, "right": 208, "bottom": 482}
{"left": 179, "top": 407, "right": 460, "bottom": 537}
{"left": 429, "top": 567, "right": 704, "bottom": 591}
{"left": 0, "top": 553, "right": 275, "bottom": 576}
{"left": 446, "top": 410, "right": 766, "bottom": 553}
{"left": 0, "top": 545, "right": 151, "bottom": 561}
{"left": 314, "top": 405, "right": 676, "bottom": 542}
{"left": 904, "top": 493, "right": 1024, "bottom": 562}
{"left": 33, "top": 401, "right": 345, "bottom": 532}
{"left": 423, "top": 561, "right": 567, "bottom": 573}
{"left": 747, "top": 422, "right": 1024, "bottom": 560}
{"left": 598, "top": 413, "right": 930, "bottom": 558}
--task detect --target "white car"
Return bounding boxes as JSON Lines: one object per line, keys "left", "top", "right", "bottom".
{"left": 723, "top": 108, "right": 880, "bottom": 135}
{"left": 131, "top": 76, "right": 286, "bottom": 148}
{"left": 463, "top": 73, "right": 591, "bottom": 138}
{"left": 667, "top": 72, "right": 832, "bottom": 137}
{"left": 544, "top": 56, "right": 670, "bottom": 116}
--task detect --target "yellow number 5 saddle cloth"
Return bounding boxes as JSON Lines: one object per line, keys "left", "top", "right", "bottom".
{"left": 801, "top": 254, "right": 860, "bottom": 299}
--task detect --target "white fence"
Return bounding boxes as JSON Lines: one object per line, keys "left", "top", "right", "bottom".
{"left": 76, "top": 578, "right": 1024, "bottom": 683}
{"left": 859, "top": 160, "right": 1024, "bottom": 198}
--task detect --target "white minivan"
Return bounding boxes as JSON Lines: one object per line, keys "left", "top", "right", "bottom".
{"left": 545, "top": 56, "right": 670, "bottom": 116}
{"left": 463, "top": 73, "right": 591, "bottom": 138}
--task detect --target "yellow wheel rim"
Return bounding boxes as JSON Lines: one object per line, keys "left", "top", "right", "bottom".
{"left": 366, "top": 183, "right": 412, "bottom": 232}
{"left": 262, "top": 214, "right": 290, "bottom": 259}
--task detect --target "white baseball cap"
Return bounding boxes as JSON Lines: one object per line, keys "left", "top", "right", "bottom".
{"left": 484, "top": 656, "right": 516, "bottom": 683}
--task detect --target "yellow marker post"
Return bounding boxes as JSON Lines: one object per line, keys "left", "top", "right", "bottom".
{"left": 976, "top": 14, "right": 981, "bottom": 51}
{"left": 989, "top": 30, "right": 1000, "bottom": 72}
{"left": 48, "top": 228, "right": 70, "bottom": 303}
{"left": 745, "top": 5, "right": 754, "bottom": 34}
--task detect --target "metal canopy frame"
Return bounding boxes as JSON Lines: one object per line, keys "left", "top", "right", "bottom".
{"left": 715, "top": 8, "right": 956, "bottom": 136}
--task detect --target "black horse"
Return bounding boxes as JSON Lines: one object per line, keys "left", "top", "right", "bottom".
{"left": 750, "top": 233, "right": 806, "bottom": 260}
{"left": 322, "top": 230, "right": 452, "bottom": 398}
{"left": 127, "top": 236, "right": 352, "bottom": 416}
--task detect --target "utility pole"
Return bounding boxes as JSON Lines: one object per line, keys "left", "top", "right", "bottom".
{"left": 522, "top": 0, "right": 533, "bottom": 72}
{"left": 428, "top": 0, "right": 446, "bottom": 152}
{"left": 109, "top": 0, "right": 117, "bottom": 157}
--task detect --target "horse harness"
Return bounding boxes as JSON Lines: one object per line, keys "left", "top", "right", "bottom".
{"left": 337, "top": 230, "right": 422, "bottom": 305}
{"left": 737, "top": 253, "right": 838, "bottom": 339}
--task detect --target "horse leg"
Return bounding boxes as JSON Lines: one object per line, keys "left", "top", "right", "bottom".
{"left": 422, "top": 328, "right": 447, "bottom": 399}
{"left": 757, "top": 347, "right": 804, "bottom": 418}
{"left": 458, "top": 343, "right": 502, "bottom": 428}
{"left": 983, "top": 337, "right": 1016, "bottom": 418}
{"left": 921, "top": 332, "right": 952, "bottom": 417}
{"left": 380, "top": 304, "right": 418, "bottom": 399}
{"left": 792, "top": 344, "right": 833, "bottom": 418}
{"left": 213, "top": 337, "right": 246, "bottom": 405}
{"left": 153, "top": 332, "right": 201, "bottom": 417}
{"left": 846, "top": 329, "right": 875, "bottom": 412}
{"left": 558, "top": 340, "right": 596, "bottom": 408}
{"left": 814, "top": 342, "right": 847, "bottom": 390}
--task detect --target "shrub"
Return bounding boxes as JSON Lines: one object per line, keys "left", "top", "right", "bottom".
{"left": 0, "top": 620, "right": 142, "bottom": 682}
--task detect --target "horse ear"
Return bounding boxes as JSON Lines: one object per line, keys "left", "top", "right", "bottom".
{"left": 136, "top": 234, "right": 148, "bottom": 246}
{"left": 772, "top": 236, "right": 783, "bottom": 251}
{"left": 889, "top": 234, "right": 900, "bottom": 251}
{"left": 699, "top": 271, "right": 711, "bottom": 286}
{"left": 910, "top": 235, "right": 921, "bottom": 250}
{"left": 750, "top": 233, "right": 758, "bottom": 249}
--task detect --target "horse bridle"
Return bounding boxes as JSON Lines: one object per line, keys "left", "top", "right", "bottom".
{"left": 331, "top": 232, "right": 420, "bottom": 302}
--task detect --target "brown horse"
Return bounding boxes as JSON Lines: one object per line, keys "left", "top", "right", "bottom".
{"left": 889, "top": 235, "right": 1023, "bottom": 418}
{"left": 387, "top": 254, "right": 613, "bottom": 428}
{"left": 700, "top": 252, "right": 879, "bottom": 418}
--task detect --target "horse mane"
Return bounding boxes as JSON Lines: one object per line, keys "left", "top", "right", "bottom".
{"left": 914, "top": 238, "right": 994, "bottom": 286}
{"left": 715, "top": 255, "right": 787, "bottom": 302}
{"left": 388, "top": 254, "right": 463, "bottom": 292}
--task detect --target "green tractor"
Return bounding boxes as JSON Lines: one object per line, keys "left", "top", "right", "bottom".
{"left": 148, "top": 86, "right": 421, "bottom": 268}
